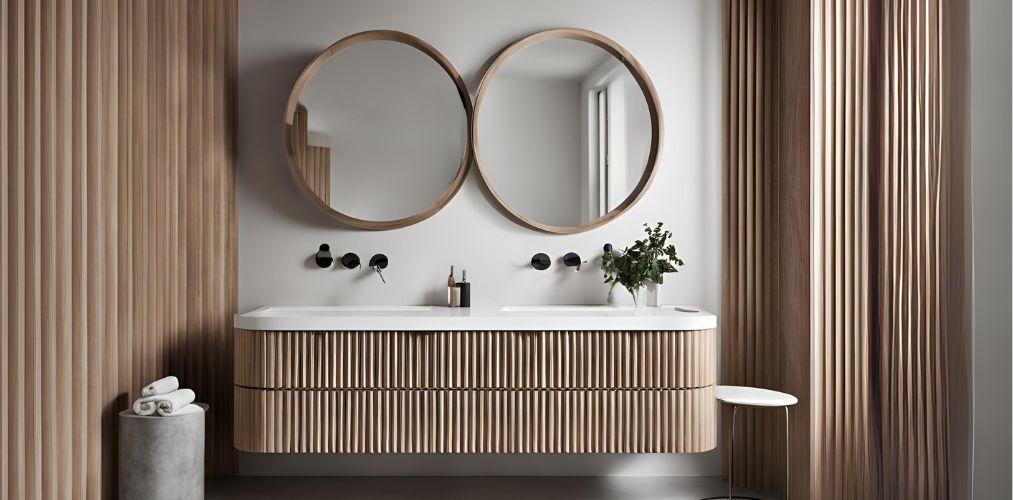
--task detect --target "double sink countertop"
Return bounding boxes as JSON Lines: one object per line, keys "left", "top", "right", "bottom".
{"left": 234, "top": 305, "right": 716, "bottom": 331}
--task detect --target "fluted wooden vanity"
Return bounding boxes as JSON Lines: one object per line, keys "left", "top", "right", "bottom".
{"left": 233, "top": 306, "right": 717, "bottom": 454}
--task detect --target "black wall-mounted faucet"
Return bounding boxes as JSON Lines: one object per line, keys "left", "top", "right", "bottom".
{"left": 563, "top": 252, "right": 588, "bottom": 271}
{"left": 531, "top": 253, "right": 551, "bottom": 270}
{"left": 368, "top": 254, "right": 388, "bottom": 283}
{"left": 315, "top": 244, "right": 334, "bottom": 268}
{"left": 340, "top": 252, "right": 361, "bottom": 269}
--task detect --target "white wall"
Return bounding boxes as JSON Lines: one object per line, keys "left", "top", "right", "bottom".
{"left": 969, "top": 0, "right": 1012, "bottom": 497}
{"left": 239, "top": 0, "right": 722, "bottom": 476}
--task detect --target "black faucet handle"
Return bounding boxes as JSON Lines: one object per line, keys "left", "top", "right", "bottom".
{"left": 340, "top": 252, "right": 361, "bottom": 269}
{"left": 368, "top": 254, "right": 388, "bottom": 269}
{"left": 563, "top": 252, "right": 587, "bottom": 271}
{"left": 531, "top": 253, "right": 551, "bottom": 271}
{"left": 315, "top": 244, "right": 334, "bottom": 268}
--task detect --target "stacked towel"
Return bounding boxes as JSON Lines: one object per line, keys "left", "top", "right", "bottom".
{"left": 141, "top": 376, "right": 179, "bottom": 397}
{"left": 133, "top": 377, "right": 203, "bottom": 417}
{"left": 155, "top": 388, "right": 196, "bottom": 416}
{"left": 132, "top": 395, "right": 161, "bottom": 416}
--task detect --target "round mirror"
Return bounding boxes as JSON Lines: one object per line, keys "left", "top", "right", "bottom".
{"left": 284, "top": 31, "right": 472, "bottom": 230}
{"left": 473, "top": 29, "right": 662, "bottom": 233}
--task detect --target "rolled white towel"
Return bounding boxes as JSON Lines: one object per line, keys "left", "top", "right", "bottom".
{"left": 132, "top": 395, "right": 160, "bottom": 416}
{"left": 155, "top": 388, "right": 196, "bottom": 416}
{"left": 141, "top": 376, "right": 179, "bottom": 397}
{"left": 160, "top": 403, "right": 204, "bottom": 417}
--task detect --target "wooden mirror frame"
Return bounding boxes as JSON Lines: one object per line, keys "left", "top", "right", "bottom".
{"left": 472, "top": 28, "right": 663, "bottom": 234}
{"left": 284, "top": 30, "right": 473, "bottom": 230}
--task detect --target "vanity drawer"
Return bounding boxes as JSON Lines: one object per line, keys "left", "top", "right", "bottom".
{"left": 234, "top": 386, "right": 716, "bottom": 454}
{"left": 235, "top": 329, "right": 716, "bottom": 390}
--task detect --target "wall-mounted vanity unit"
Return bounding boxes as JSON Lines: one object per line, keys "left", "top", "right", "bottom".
{"left": 233, "top": 306, "right": 716, "bottom": 454}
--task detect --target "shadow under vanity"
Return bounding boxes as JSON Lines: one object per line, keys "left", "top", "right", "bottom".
{"left": 237, "top": 28, "right": 715, "bottom": 456}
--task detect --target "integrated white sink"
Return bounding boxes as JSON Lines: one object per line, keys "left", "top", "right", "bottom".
{"left": 275, "top": 305, "right": 433, "bottom": 313}
{"left": 499, "top": 305, "right": 636, "bottom": 313}
{"left": 235, "top": 305, "right": 716, "bottom": 332}
{"left": 239, "top": 305, "right": 433, "bottom": 317}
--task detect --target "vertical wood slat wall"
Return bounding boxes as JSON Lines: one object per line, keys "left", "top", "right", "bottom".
{"left": 722, "top": 0, "right": 811, "bottom": 497}
{"left": 724, "top": 0, "right": 968, "bottom": 499}
{"left": 1, "top": 1, "right": 238, "bottom": 499}
{"left": 811, "top": 0, "right": 877, "bottom": 497}
{"left": 811, "top": 1, "right": 967, "bottom": 498}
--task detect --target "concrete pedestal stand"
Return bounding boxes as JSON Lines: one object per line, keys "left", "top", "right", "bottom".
{"left": 118, "top": 403, "right": 207, "bottom": 500}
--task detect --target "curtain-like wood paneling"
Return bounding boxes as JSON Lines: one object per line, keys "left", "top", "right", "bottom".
{"left": 812, "top": 1, "right": 967, "bottom": 498}
{"left": 724, "top": 0, "right": 968, "bottom": 499}
{"left": 811, "top": 0, "right": 877, "bottom": 497}
{"left": 722, "top": 0, "right": 810, "bottom": 497}
{"left": 1, "top": 1, "right": 237, "bottom": 498}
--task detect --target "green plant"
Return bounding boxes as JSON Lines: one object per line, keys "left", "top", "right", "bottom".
{"left": 601, "top": 222, "right": 685, "bottom": 302}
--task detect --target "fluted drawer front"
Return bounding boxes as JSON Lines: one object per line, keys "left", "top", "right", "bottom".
{"left": 235, "top": 329, "right": 716, "bottom": 390}
{"left": 234, "top": 386, "right": 716, "bottom": 454}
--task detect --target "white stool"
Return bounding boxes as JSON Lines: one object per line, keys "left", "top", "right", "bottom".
{"left": 705, "top": 385, "right": 798, "bottom": 500}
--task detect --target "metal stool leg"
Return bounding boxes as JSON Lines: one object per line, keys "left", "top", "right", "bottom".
{"left": 729, "top": 405, "right": 738, "bottom": 500}
{"left": 784, "top": 406, "right": 790, "bottom": 500}
{"left": 702, "top": 404, "right": 762, "bottom": 500}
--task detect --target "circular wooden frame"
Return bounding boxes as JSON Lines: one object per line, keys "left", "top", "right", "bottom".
{"left": 284, "top": 30, "right": 473, "bottom": 230}
{"left": 472, "top": 28, "right": 664, "bottom": 234}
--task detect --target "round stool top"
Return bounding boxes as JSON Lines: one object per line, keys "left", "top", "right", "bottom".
{"left": 716, "top": 385, "right": 798, "bottom": 407}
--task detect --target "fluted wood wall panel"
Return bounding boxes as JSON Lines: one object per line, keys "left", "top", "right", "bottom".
{"left": 1, "top": 1, "right": 237, "bottom": 499}
{"left": 235, "top": 329, "right": 716, "bottom": 390}
{"left": 722, "top": 0, "right": 810, "bottom": 497}
{"left": 811, "top": 1, "right": 965, "bottom": 498}
{"left": 811, "top": 0, "right": 877, "bottom": 497}
{"left": 234, "top": 386, "right": 716, "bottom": 454}
{"left": 724, "top": 0, "right": 968, "bottom": 499}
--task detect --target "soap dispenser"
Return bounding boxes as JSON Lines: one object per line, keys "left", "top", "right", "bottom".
{"left": 455, "top": 269, "right": 471, "bottom": 307}
{"left": 447, "top": 266, "right": 459, "bottom": 307}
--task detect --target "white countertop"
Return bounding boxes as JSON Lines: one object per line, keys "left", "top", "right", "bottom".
{"left": 234, "top": 305, "right": 717, "bottom": 331}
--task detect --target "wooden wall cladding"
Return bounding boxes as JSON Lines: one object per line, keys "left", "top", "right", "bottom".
{"left": 1, "top": 0, "right": 237, "bottom": 499}
{"left": 724, "top": 0, "right": 968, "bottom": 499}
{"left": 234, "top": 329, "right": 717, "bottom": 454}
{"left": 722, "top": 0, "right": 811, "bottom": 497}
{"left": 810, "top": 0, "right": 966, "bottom": 498}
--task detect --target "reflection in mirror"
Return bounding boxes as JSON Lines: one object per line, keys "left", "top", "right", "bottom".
{"left": 289, "top": 37, "right": 469, "bottom": 226}
{"left": 476, "top": 37, "right": 655, "bottom": 229}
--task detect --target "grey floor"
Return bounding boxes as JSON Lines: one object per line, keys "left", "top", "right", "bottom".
{"left": 206, "top": 476, "right": 776, "bottom": 500}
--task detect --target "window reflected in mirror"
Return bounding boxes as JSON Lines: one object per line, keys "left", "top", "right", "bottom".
{"left": 474, "top": 31, "right": 660, "bottom": 233}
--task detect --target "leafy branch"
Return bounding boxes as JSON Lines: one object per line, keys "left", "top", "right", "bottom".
{"left": 601, "top": 222, "right": 685, "bottom": 301}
